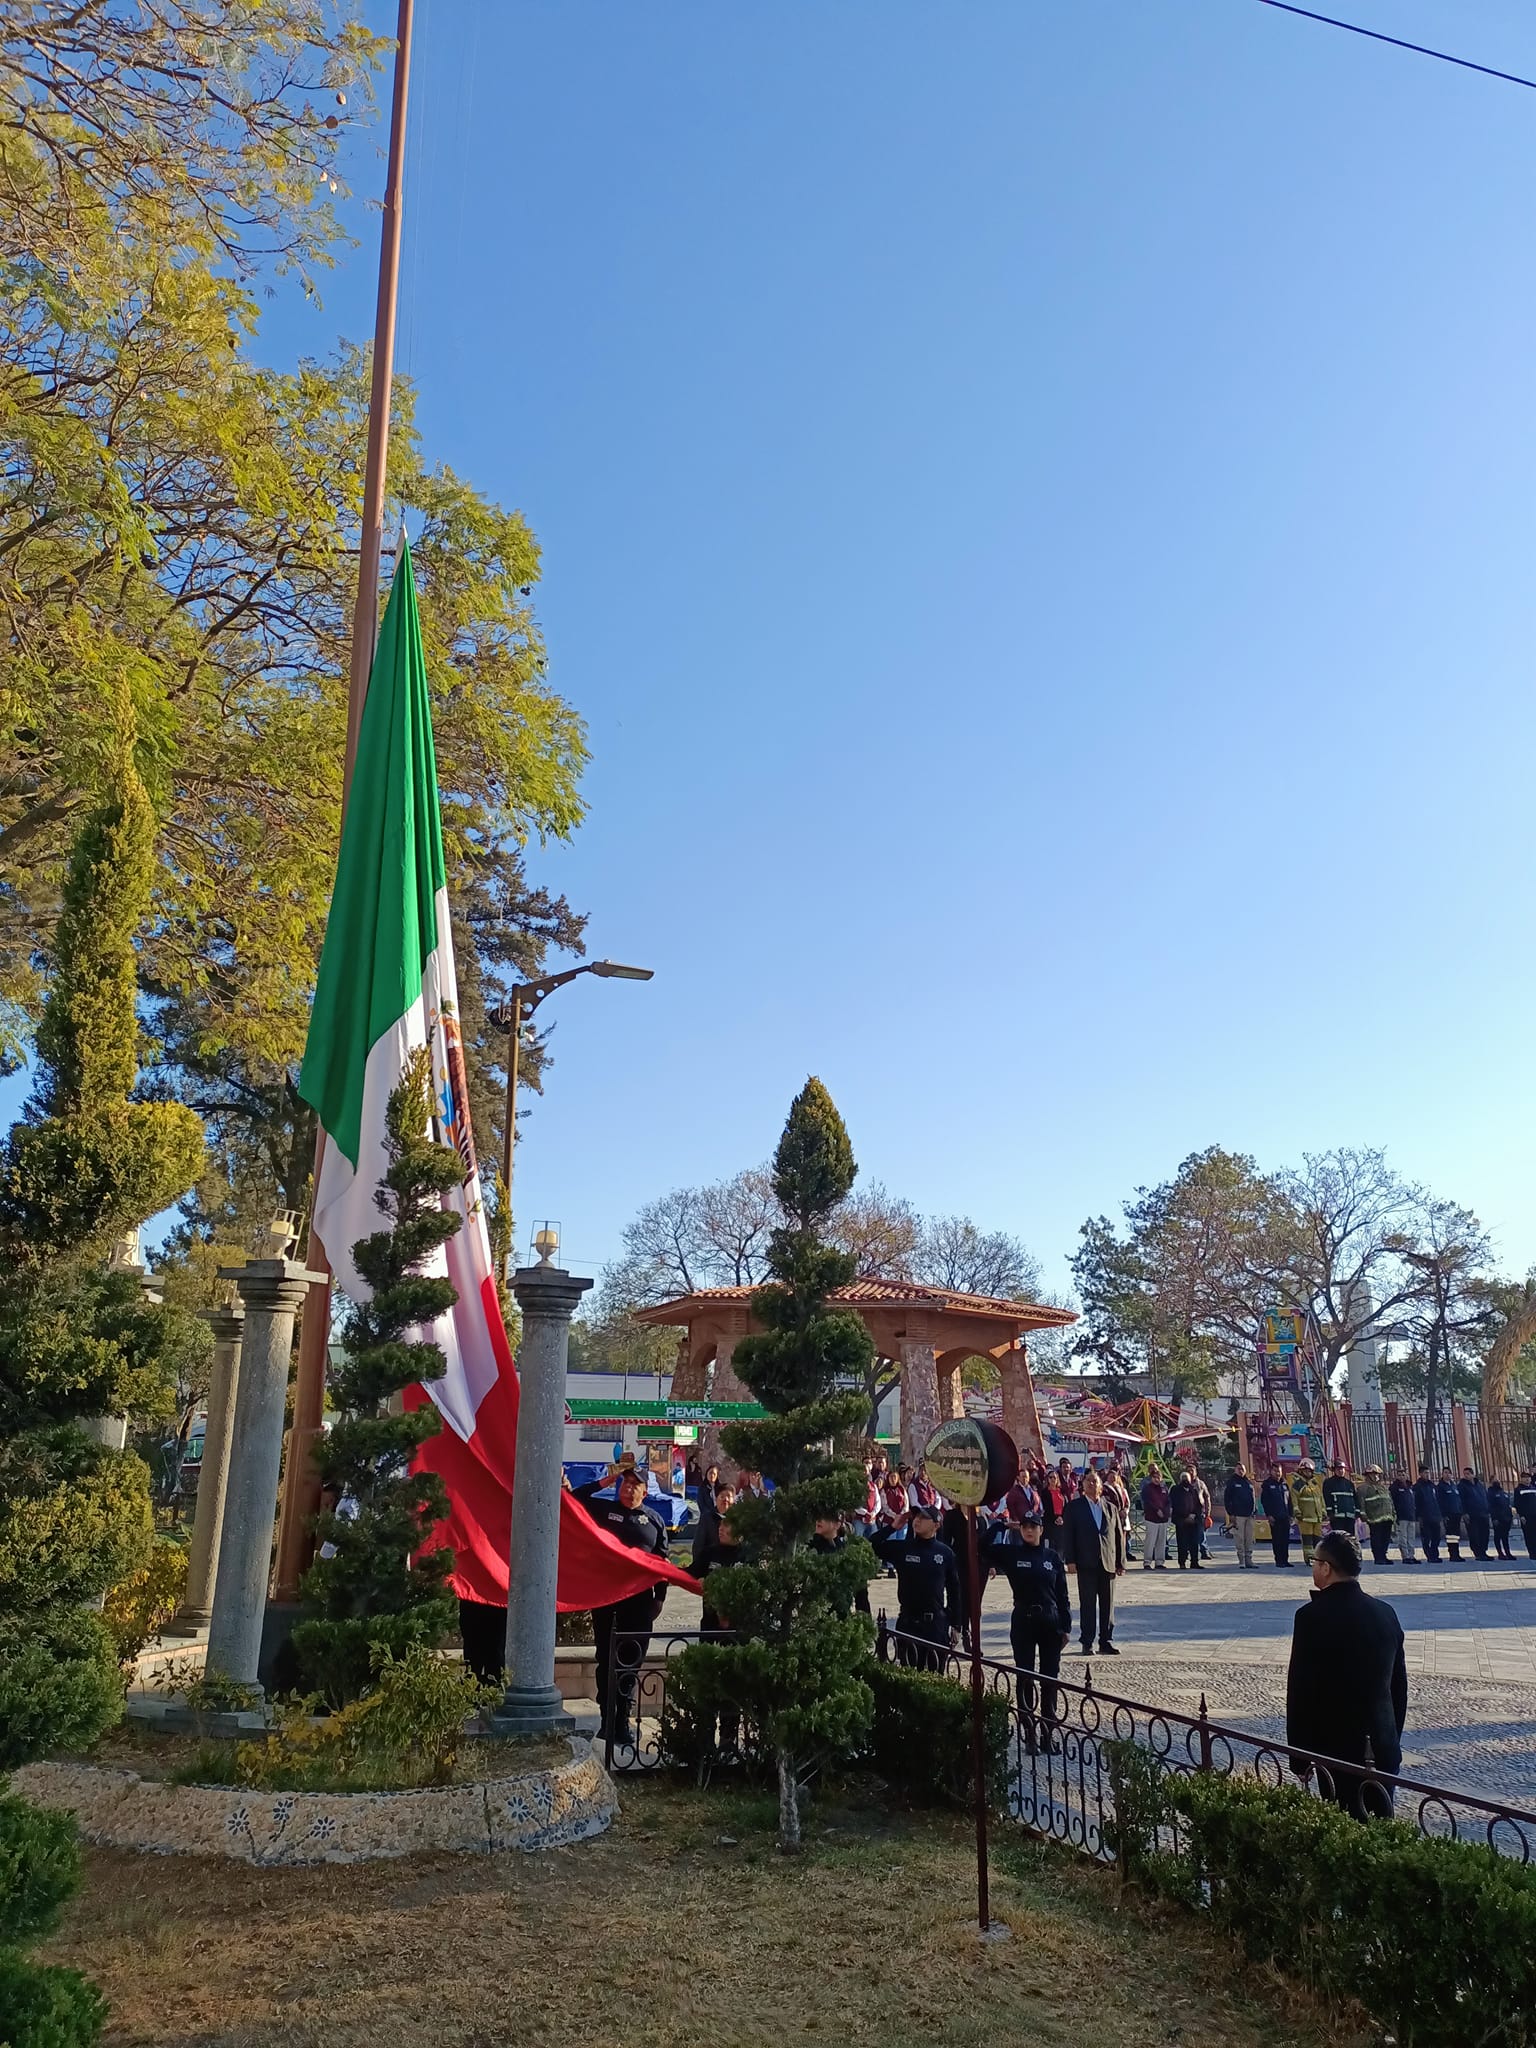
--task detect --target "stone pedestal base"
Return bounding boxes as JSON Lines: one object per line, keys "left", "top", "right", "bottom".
{"left": 488, "top": 1683, "right": 576, "bottom": 1739}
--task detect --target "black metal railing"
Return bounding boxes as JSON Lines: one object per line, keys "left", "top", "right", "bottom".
{"left": 602, "top": 1623, "right": 1536, "bottom": 1869}
{"left": 601, "top": 1629, "right": 750, "bottom": 1777}
{"left": 876, "top": 1618, "right": 1536, "bottom": 1865}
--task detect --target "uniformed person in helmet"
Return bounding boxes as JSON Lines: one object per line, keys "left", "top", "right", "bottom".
{"left": 869, "top": 1498, "right": 961, "bottom": 1669}
{"left": 981, "top": 1500, "right": 1071, "bottom": 1743}
{"left": 572, "top": 1459, "right": 670, "bottom": 1744}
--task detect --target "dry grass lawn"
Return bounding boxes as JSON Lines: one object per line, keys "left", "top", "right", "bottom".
{"left": 44, "top": 1777, "right": 1374, "bottom": 2048}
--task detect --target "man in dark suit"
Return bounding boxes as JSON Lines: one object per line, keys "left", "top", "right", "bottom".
{"left": 1286, "top": 1529, "right": 1407, "bottom": 1819}
{"left": 1058, "top": 1468, "right": 1127, "bottom": 1655}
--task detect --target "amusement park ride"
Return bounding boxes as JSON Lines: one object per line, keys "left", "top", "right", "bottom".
{"left": 1243, "top": 1307, "right": 1347, "bottom": 1472}
{"left": 965, "top": 1305, "right": 1345, "bottom": 1476}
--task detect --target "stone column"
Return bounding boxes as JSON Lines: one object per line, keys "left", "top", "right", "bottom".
{"left": 170, "top": 1302, "right": 245, "bottom": 1631}
{"left": 939, "top": 1361, "right": 965, "bottom": 1421}
{"left": 900, "top": 1340, "right": 940, "bottom": 1465}
{"left": 701, "top": 1327, "right": 751, "bottom": 1477}
{"left": 999, "top": 1340, "right": 1044, "bottom": 1459}
{"left": 205, "top": 1259, "right": 323, "bottom": 1694}
{"left": 493, "top": 1261, "right": 591, "bottom": 1736}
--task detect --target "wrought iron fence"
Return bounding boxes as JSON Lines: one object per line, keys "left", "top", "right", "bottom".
{"left": 874, "top": 1620, "right": 1536, "bottom": 1865}
{"left": 601, "top": 1629, "right": 747, "bottom": 1776}
{"left": 1360, "top": 1402, "right": 1536, "bottom": 1483}
{"left": 603, "top": 1623, "right": 1536, "bottom": 1869}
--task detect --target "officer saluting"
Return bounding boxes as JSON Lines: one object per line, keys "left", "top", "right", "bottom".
{"left": 869, "top": 1498, "right": 961, "bottom": 1669}
{"left": 572, "top": 1460, "right": 670, "bottom": 1744}
{"left": 981, "top": 1501, "right": 1070, "bottom": 1744}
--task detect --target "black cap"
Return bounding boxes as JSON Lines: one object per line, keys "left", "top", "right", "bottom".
{"left": 1017, "top": 1508, "right": 1043, "bottom": 1526}
{"left": 910, "top": 1499, "right": 940, "bottom": 1521}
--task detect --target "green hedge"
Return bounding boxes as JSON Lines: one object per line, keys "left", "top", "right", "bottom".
{"left": 1107, "top": 1742, "right": 1536, "bottom": 2048}
{"left": 0, "top": 1796, "right": 101, "bottom": 2048}
{"left": 865, "top": 1662, "right": 1010, "bottom": 1809}
{"left": 0, "top": 1797, "right": 80, "bottom": 1948}
{"left": 0, "top": 1611, "right": 121, "bottom": 1774}
{"left": 0, "top": 1949, "right": 104, "bottom": 2048}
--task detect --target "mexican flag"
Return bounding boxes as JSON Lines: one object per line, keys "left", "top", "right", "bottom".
{"left": 298, "top": 539, "right": 697, "bottom": 1611}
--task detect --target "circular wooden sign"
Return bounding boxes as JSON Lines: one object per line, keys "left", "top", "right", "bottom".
{"left": 922, "top": 1417, "right": 1020, "bottom": 1508}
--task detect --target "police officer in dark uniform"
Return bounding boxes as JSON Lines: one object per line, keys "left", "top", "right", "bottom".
{"left": 981, "top": 1503, "right": 1070, "bottom": 1741}
{"left": 1514, "top": 1470, "right": 1536, "bottom": 1561}
{"left": 572, "top": 1462, "right": 670, "bottom": 1742}
{"left": 1413, "top": 1470, "right": 1443, "bottom": 1562}
{"left": 810, "top": 1514, "right": 872, "bottom": 1616}
{"left": 869, "top": 1500, "right": 961, "bottom": 1669}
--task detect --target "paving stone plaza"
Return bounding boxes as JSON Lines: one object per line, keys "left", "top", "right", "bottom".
{"left": 660, "top": 1539, "right": 1536, "bottom": 1809}
{"left": 969, "top": 1539, "right": 1536, "bottom": 1809}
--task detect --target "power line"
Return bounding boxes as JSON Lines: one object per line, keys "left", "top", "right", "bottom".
{"left": 1259, "top": 1, "right": 1536, "bottom": 93}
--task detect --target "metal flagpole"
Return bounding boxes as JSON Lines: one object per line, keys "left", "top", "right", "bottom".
{"left": 273, "top": 0, "right": 417, "bottom": 1604}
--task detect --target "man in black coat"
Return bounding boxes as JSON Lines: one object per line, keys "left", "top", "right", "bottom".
{"left": 1458, "top": 1469, "right": 1491, "bottom": 1560}
{"left": 1059, "top": 1469, "right": 1127, "bottom": 1655}
{"left": 1169, "top": 1470, "right": 1204, "bottom": 1571}
{"left": 1286, "top": 1529, "right": 1407, "bottom": 1820}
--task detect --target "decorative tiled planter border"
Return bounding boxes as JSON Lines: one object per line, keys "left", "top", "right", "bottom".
{"left": 12, "top": 1739, "right": 617, "bottom": 1864}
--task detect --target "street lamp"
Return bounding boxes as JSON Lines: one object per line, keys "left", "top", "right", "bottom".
{"left": 492, "top": 959, "right": 654, "bottom": 1264}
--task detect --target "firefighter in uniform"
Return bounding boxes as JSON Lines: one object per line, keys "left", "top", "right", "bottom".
{"left": 572, "top": 1463, "right": 670, "bottom": 1744}
{"left": 1289, "top": 1460, "right": 1326, "bottom": 1564}
{"left": 870, "top": 1500, "right": 961, "bottom": 1669}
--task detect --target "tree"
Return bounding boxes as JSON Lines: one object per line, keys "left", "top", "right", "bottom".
{"left": 0, "top": 753, "right": 207, "bottom": 2047}
{"left": 0, "top": 2, "right": 380, "bottom": 1067}
{"left": 0, "top": 10, "right": 588, "bottom": 1240}
{"left": 826, "top": 1182, "right": 922, "bottom": 1280}
{"left": 292, "top": 1051, "right": 458, "bottom": 1704}
{"left": 668, "top": 1081, "right": 875, "bottom": 1850}
{"left": 567, "top": 1311, "right": 678, "bottom": 1381}
{"left": 0, "top": 2, "right": 382, "bottom": 283}
{"left": 595, "top": 1169, "right": 780, "bottom": 1316}
{"left": 915, "top": 1215, "right": 1038, "bottom": 1300}
{"left": 1270, "top": 1149, "right": 1426, "bottom": 1387}
{"left": 1396, "top": 1198, "right": 1494, "bottom": 1462}
{"left": 1474, "top": 1274, "right": 1536, "bottom": 1414}
{"left": 1071, "top": 1148, "right": 1279, "bottom": 1403}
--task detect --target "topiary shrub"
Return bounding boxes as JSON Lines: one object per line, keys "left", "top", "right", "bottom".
{"left": 293, "top": 1051, "right": 457, "bottom": 1705}
{"left": 669, "top": 1080, "right": 878, "bottom": 1850}
{"left": 0, "top": 736, "right": 207, "bottom": 2048}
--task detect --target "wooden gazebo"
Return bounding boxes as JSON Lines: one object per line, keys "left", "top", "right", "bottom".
{"left": 635, "top": 1279, "right": 1078, "bottom": 1468}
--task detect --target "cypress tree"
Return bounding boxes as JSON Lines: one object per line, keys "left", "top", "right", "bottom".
{"left": 0, "top": 737, "right": 207, "bottom": 2047}
{"left": 670, "top": 1078, "right": 877, "bottom": 1849}
{"left": 292, "top": 1050, "right": 458, "bottom": 1704}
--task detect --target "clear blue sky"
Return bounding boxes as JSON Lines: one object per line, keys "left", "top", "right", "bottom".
{"left": 236, "top": 2, "right": 1536, "bottom": 1290}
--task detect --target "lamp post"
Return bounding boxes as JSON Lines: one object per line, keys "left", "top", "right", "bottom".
{"left": 493, "top": 960, "right": 653, "bottom": 1265}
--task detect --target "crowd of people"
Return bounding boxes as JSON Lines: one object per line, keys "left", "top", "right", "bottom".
{"left": 1180, "top": 1458, "right": 1536, "bottom": 1570}
{"left": 555, "top": 1442, "right": 1535, "bottom": 1754}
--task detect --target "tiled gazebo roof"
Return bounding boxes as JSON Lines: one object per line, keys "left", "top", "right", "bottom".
{"left": 634, "top": 1280, "right": 1077, "bottom": 1331}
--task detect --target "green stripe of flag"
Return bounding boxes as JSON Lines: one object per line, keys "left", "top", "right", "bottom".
{"left": 299, "top": 536, "right": 447, "bottom": 1170}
